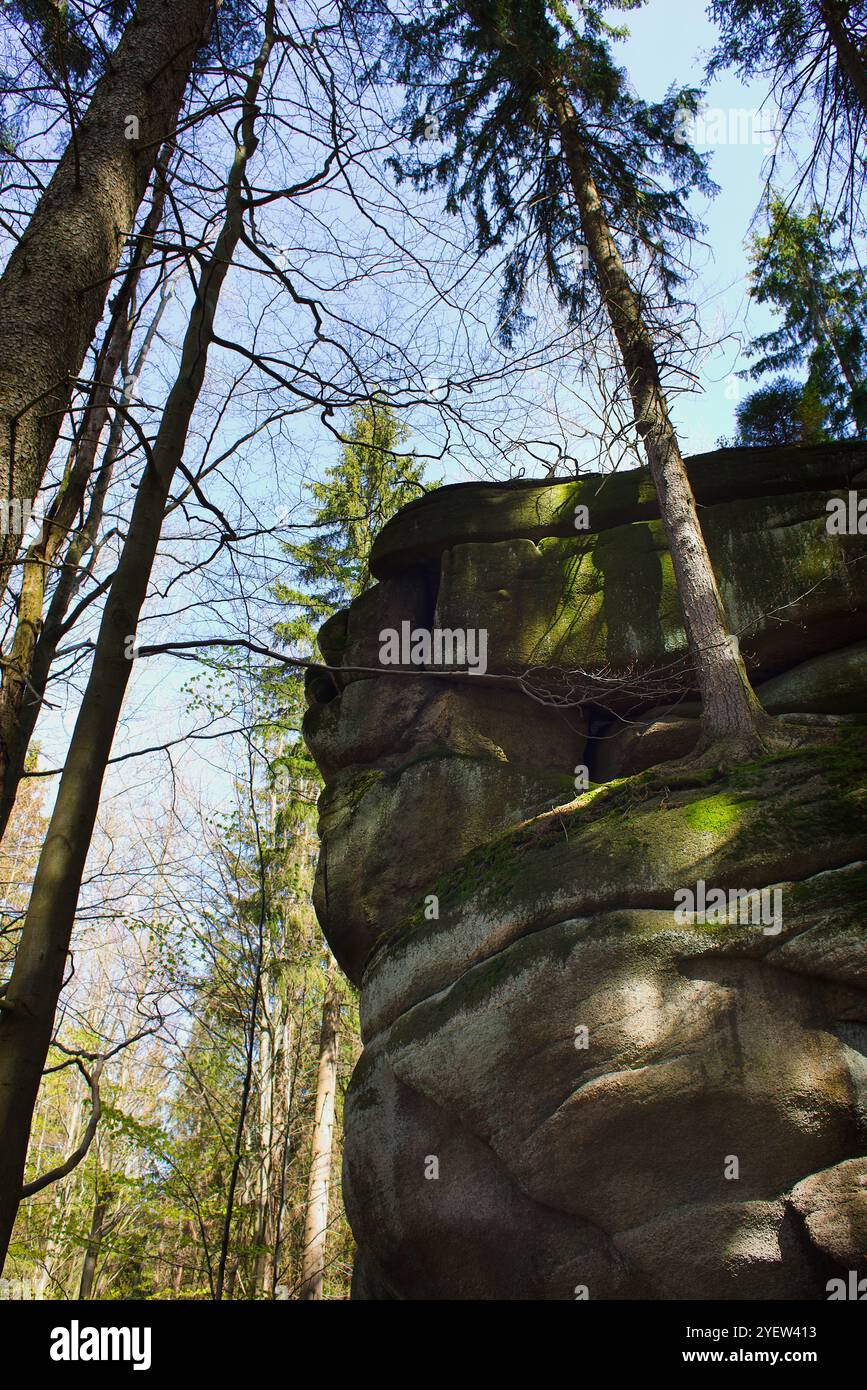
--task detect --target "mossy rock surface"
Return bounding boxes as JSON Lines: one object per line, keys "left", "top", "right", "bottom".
{"left": 344, "top": 738, "right": 867, "bottom": 1299}
{"left": 432, "top": 492, "right": 867, "bottom": 686}
{"left": 314, "top": 752, "right": 574, "bottom": 982}
{"left": 361, "top": 735, "right": 867, "bottom": 1037}
{"left": 303, "top": 443, "right": 867, "bottom": 1301}
{"left": 369, "top": 441, "right": 867, "bottom": 577}
{"left": 314, "top": 448, "right": 867, "bottom": 717}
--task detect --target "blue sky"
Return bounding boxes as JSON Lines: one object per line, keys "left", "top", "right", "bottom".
{"left": 618, "top": 0, "right": 785, "bottom": 453}
{"left": 30, "top": 0, "right": 809, "bottom": 827}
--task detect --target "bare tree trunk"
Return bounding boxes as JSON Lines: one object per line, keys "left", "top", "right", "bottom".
{"left": 270, "top": 1005, "right": 295, "bottom": 1295}
{"left": 550, "top": 84, "right": 771, "bottom": 756}
{"left": 34, "top": 1078, "right": 85, "bottom": 1298}
{"left": 78, "top": 1186, "right": 111, "bottom": 1299}
{"left": 252, "top": 1013, "right": 274, "bottom": 1296}
{"left": 299, "top": 960, "right": 339, "bottom": 1302}
{"left": 0, "top": 0, "right": 217, "bottom": 597}
{"left": 0, "top": 10, "right": 276, "bottom": 1270}
{"left": 173, "top": 1220, "right": 193, "bottom": 1296}
{"left": 0, "top": 165, "right": 173, "bottom": 837}
{"left": 251, "top": 772, "right": 282, "bottom": 1298}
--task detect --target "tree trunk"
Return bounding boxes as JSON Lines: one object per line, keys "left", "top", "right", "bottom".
{"left": 0, "top": 0, "right": 216, "bottom": 596}
{"left": 78, "top": 1187, "right": 111, "bottom": 1299}
{"left": 270, "top": 1005, "right": 295, "bottom": 1296}
{"left": 252, "top": 1014, "right": 274, "bottom": 1296}
{"left": 802, "top": 278, "right": 867, "bottom": 435}
{"left": 820, "top": 1, "right": 867, "bottom": 117}
{"left": 0, "top": 166, "right": 173, "bottom": 838}
{"left": 173, "top": 1220, "right": 193, "bottom": 1296}
{"left": 299, "top": 961, "right": 339, "bottom": 1302}
{"left": 0, "top": 11, "right": 275, "bottom": 1270}
{"left": 550, "top": 84, "right": 770, "bottom": 755}
{"left": 34, "top": 1079, "right": 85, "bottom": 1298}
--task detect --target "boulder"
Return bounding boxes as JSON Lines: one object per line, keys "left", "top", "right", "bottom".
{"left": 344, "top": 747, "right": 867, "bottom": 1299}
{"left": 790, "top": 1159, "right": 867, "bottom": 1268}
{"left": 591, "top": 716, "right": 699, "bottom": 780}
{"left": 433, "top": 492, "right": 867, "bottom": 689}
{"left": 368, "top": 441, "right": 867, "bottom": 578}
{"left": 316, "top": 568, "right": 433, "bottom": 690}
{"left": 314, "top": 753, "right": 574, "bottom": 982}
{"left": 304, "top": 674, "right": 586, "bottom": 784}
{"left": 757, "top": 640, "right": 867, "bottom": 715}
{"left": 302, "top": 444, "right": 867, "bottom": 1299}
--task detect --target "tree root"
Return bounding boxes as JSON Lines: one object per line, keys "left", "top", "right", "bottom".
{"left": 665, "top": 713, "right": 835, "bottom": 774}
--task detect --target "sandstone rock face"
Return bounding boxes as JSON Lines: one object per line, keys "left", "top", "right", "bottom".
{"left": 304, "top": 444, "right": 867, "bottom": 1299}
{"left": 592, "top": 641, "right": 867, "bottom": 780}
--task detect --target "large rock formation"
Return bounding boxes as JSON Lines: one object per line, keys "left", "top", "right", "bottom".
{"left": 303, "top": 442, "right": 867, "bottom": 1299}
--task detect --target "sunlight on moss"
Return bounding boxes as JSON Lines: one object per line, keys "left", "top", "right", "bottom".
{"left": 681, "top": 792, "right": 744, "bottom": 835}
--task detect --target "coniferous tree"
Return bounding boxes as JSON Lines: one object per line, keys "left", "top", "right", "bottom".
{"left": 382, "top": 0, "right": 775, "bottom": 757}
{"left": 183, "top": 402, "right": 424, "bottom": 1298}
{"left": 743, "top": 196, "right": 867, "bottom": 436}
{"left": 708, "top": 0, "right": 867, "bottom": 225}
{"left": 267, "top": 397, "right": 425, "bottom": 1297}
{"left": 733, "top": 377, "right": 829, "bottom": 447}
{"left": 277, "top": 398, "right": 426, "bottom": 624}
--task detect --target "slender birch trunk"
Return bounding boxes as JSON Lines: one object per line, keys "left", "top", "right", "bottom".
{"left": 270, "top": 1004, "right": 295, "bottom": 1295}
{"left": 34, "top": 1079, "right": 84, "bottom": 1298}
{"left": 252, "top": 1012, "right": 274, "bottom": 1296}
